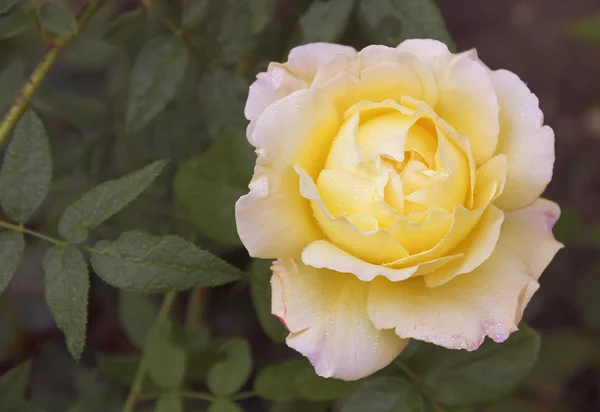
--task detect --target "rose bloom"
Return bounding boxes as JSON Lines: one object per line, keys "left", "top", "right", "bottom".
{"left": 235, "top": 39, "right": 563, "bottom": 381}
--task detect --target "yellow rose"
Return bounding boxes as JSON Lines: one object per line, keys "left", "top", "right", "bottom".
{"left": 235, "top": 40, "right": 563, "bottom": 381}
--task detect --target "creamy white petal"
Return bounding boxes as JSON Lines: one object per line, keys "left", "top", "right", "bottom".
{"left": 492, "top": 69, "right": 555, "bottom": 211}
{"left": 271, "top": 259, "right": 408, "bottom": 381}
{"left": 245, "top": 65, "right": 308, "bottom": 124}
{"left": 286, "top": 42, "right": 357, "bottom": 80}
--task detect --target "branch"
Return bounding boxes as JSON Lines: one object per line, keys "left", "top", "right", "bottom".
{"left": 0, "top": 0, "right": 106, "bottom": 147}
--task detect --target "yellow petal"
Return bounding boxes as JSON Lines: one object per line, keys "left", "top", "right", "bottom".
{"left": 236, "top": 165, "right": 322, "bottom": 258}
{"left": 296, "top": 165, "right": 409, "bottom": 263}
{"left": 237, "top": 89, "right": 340, "bottom": 258}
{"left": 317, "top": 169, "right": 399, "bottom": 228}
{"left": 491, "top": 69, "right": 555, "bottom": 211}
{"left": 474, "top": 154, "right": 508, "bottom": 209}
{"left": 367, "top": 199, "right": 562, "bottom": 350}
{"left": 423, "top": 205, "right": 504, "bottom": 287}
{"left": 387, "top": 209, "right": 453, "bottom": 254}
{"left": 434, "top": 54, "right": 500, "bottom": 166}
{"left": 384, "top": 203, "right": 486, "bottom": 269}
{"left": 358, "top": 45, "right": 438, "bottom": 107}
{"left": 271, "top": 259, "right": 408, "bottom": 381}
{"left": 250, "top": 89, "right": 340, "bottom": 178}
{"left": 302, "top": 239, "right": 462, "bottom": 282}
{"left": 316, "top": 62, "right": 422, "bottom": 115}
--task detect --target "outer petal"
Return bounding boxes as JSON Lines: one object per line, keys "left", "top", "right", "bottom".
{"left": 286, "top": 42, "right": 357, "bottom": 80}
{"left": 245, "top": 43, "right": 355, "bottom": 125}
{"left": 492, "top": 69, "right": 555, "bottom": 211}
{"left": 236, "top": 89, "right": 340, "bottom": 258}
{"left": 271, "top": 259, "right": 408, "bottom": 381}
{"left": 245, "top": 66, "right": 307, "bottom": 124}
{"left": 250, "top": 89, "right": 340, "bottom": 177}
{"left": 434, "top": 54, "right": 500, "bottom": 166}
{"left": 396, "top": 39, "right": 452, "bottom": 64}
{"left": 236, "top": 166, "right": 321, "bottom": 258}
{"left": 368, "top": 199, "right": 562, "bottom": 350}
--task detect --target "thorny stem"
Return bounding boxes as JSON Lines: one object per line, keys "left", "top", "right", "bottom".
{"left": 396, "top": 360, "right": 445, "bottom": 412}
{"left": 122, "top": 291, "right": 178, "bottom": 412}
{"left": 0, "top": 0, "right": 106, "bottom": 148}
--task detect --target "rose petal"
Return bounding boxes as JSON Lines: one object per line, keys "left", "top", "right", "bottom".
{"left": 302, "top": 239, "right": 462, "bottom": 282}
{"left": 272, "top": 259, "right": 408, "bottom": 381}
{"left": 491, "top": 69, "right": 555, "bottom": 211}
{"left": 287, "top": 42, "right": 357, "bottom": 80}
{"left": 367, "top": 199, "right": 562, "bottom": 350}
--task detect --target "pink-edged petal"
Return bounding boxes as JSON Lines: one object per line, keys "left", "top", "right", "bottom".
{"left": 271, "top": 259, "right": 408, "bottom": 381}
{"left": 367, "top": 199, "right": 562, "bottom": 350}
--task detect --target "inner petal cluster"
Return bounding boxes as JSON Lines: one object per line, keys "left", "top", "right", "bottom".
{"left": 305, "top": 99, "right": 476, "bottom": 264}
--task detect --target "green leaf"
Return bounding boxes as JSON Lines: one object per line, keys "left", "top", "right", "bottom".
{"left": 0, "top": 360, "right": 30, "bottom": 408}
{"left": 182, "top": 0, "right": 209, "bottom": 30}
{"left": 43, "top": 245, "right": 90, "bottom": 360}
{"left": 568, "top": 15, "right": 600, "bottom": 44}
{"left": 0, "top": 231, "right": 24, "bottom": 294}
{"left": 98, "top": 355, "right": 160, "bottom": 391}
{"left": 342, "top": 377, "right": 421, "bottom": 412}
{"left": 63, "top": 35, "right": 118, "bottom": 69}
{"left": 214, "top": 0, "right": 259, "bottom": 65}
{"left": 270, "top": 400, "right": 330, "bottom": 412}
{"left": 174, "top": 130, "right": 254, "bottom": 245}
{"left": 0, "top": 60, "right": 25, "bottom": 113}
{"left": 97, "top": 355, "right": 140, "bottom": 387}
{"left": 154, "top": 392, "right": 183, "bottom": 412}
{"left": 197, "top": 70, "right": 248, "bottom": 138}
{"left": 146, "top": 320, "right": 187, "bottom": 389}
{"left": 118, "top": 291, "right": 156, "bottom": 349}
{"left": 299, "top": 0, "right": 356, "bottom": 43}
{"left": 0, "top": 4, "right": 31, "bottom": 39}
{"left": 208, "top": 398, "right": 243, "bottom": 412}
{"left": 357, "top": 0, "right": 454, "bottom": 50}
{"left": 249, "top": 0, "right": 278, "bottom": 33}
{"left": 405, "top": 324, "right": 541, "bottom": 405}
{"left": 0, "top": 0, "right": 20, "bottom": 14}
{"left": 255, "top": 359, "right": 307, "bottom": 401}
{"left": 57, "top": 160, "right": 167, "bottom": 243}
{"left": 207, "top": 338, "right": 252, "bottom": 396}
{"left": 173, "top": 323, "right": 211, "bottom": 352}
{"left": 295, "top": 366, "right": 360, "bottom": 401}
{"left": 67, "top": 370, "right": 124, "bottom": 412}
{"left": 91, "top": 230, "right": 242, "bottom": 293}
{"left": 250, "top": 259, "right": 287, "bottom": 342}
{"left": 39, "top": 0, "right": 77, "bottom": 36}
{"left": 126, "top": 35, "right": 189, "bottom": 133}
{"left": 0, "top": 110, "right": 52, "bottom": 224}
{"left": 102, "top": 8, "right": 145, "bottom": 47}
